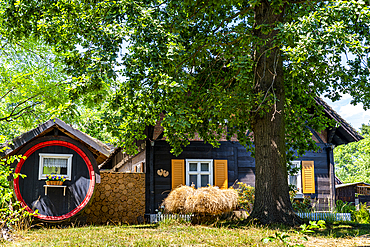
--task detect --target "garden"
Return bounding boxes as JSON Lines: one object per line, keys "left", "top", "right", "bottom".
{"left": 2, "top": 182, "right": 370, "bottom": 246}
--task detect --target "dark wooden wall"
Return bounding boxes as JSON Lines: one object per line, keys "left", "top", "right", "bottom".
{"left": 15, "top": 135, "right": 97, "bottom": 219}
{"left": 145, "top": 140, "right": 332, "bottom": 213}
{"left": 336, "top": 185, "right": 356, "bottom": 203}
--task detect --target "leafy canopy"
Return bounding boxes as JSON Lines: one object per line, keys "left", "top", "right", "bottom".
{"left": 0, "top": 1, "right": 369, "bottom": 157}
{"left": 335, "top": 123, "right": 370, "bottom": 183}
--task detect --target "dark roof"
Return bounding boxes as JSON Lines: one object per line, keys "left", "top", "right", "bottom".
{"left": 1, "top": 118, "right": 114, "bottom": 164}
{"left": 336, "top": 182, "right": 370, "bottom": 189}
{"left": 335, "top": 175, "right": 343, "bottom": 185}
{"left": 315, "top": 97, "right": 363, "bottom": 145}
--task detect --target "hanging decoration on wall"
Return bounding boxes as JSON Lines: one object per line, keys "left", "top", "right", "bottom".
{"left": 157, "top": 169, "right": 169, "bottom": 177}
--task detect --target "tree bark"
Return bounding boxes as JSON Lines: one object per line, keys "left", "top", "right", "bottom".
{"left": 248, "top": 1, "right": 302, "bottom": 225}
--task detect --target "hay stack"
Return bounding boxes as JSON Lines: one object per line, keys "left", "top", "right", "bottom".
{"left": 184, "top": 186, "right": 238, "bottom": 215}
{"left": 163, "top": 186, "right": 195, "bottom": 213}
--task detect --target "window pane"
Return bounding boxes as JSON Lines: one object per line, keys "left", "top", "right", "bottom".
{"left": 201, "top": 175, "right": 209, "bottom": 187}
{"left": 289, "top": 175, "right": 297, "bottom": 188}
{"left": 201, "top": 163, "right": 209, "bottom": 171}
{"left": 189, "top": 175, "right": 198, "bottom": 188}
{"left": 189, "top": 163, "right": 197, "bottom": 171}
{"left": 44, "top": 158, "right": 68, "bottom": 168}
{"left": 43, "top": 166, "right": 67, "bottom": 175}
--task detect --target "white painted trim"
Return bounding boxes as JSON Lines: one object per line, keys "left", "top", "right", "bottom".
{"left": 185, "top": 159, "right": 213, "bottom": 188}
{"left": 289, "top": 160, "right": 303, "bottom": 196}
{"left": 38, "top": 153, "right": 73, "bottom": 180}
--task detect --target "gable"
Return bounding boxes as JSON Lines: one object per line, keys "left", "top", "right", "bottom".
{"left": 1, "top": 118, "right": 113, "bottom": 165}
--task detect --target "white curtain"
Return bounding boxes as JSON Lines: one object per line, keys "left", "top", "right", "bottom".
{"left": 44, "top": 158, "right": 68, "bottom": 168}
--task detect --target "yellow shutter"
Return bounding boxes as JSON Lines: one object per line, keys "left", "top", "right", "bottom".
{"left": 171, "top": 159, "right": 185, "bottom": 189}
{"left": 302, "top": 160, "right": 315, "bottom": 193}
{"left": 214, "top": 160, "right": 228, "bottom": 189}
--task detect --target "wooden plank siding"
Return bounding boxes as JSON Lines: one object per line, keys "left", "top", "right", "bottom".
{"left": 14, "top": 135, "right": 97, "bottom": 220}
{"left": 145, "top": 141, "right": 332, "bottom": 213}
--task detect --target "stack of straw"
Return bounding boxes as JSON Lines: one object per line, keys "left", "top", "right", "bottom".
{"left": 163, "top": 185, "right": 238, "bottom": 215}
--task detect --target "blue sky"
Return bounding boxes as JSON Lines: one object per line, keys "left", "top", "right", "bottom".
{"left": 322, "top": 94, "right": 370, "bottom": 131}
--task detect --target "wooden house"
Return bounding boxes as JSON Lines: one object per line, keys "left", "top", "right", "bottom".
{"left": 336, "top": 182, "right": 370, "bottom": 204}
{"left": 1, "top": 118, "right": 113, "bottom": 222}
{"left": 101, "top": 97, "right": 363, "bottom": 215}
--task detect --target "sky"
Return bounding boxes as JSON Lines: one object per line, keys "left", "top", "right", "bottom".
{"left": 322, "top": 94, "right": 370, "bottom": 131}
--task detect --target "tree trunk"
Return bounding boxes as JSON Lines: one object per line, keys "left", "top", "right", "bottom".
{"left": 248, "top": 1, "right": 302, "bottom": 225}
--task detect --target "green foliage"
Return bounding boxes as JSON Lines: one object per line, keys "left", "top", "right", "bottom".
{"left": 238, "top": 184, "right": 312, "bottom": 213}
{"left": 262, "top": 232, "right": 303, "bottom": 246}
{"left": 0, "top": 201, "right": 37, "bottom": 230}
{"left": 353, "top": 203, "right": 370, "bottom": 224}
{"left": 299, "top": 220, "right": 326, "bottom": 234}
{"left": 289, "top": 190, "right": 312, "bottom": 213}
{"left": 235, "top": 182, "right": 255, "bottom": 214}
{"left": 334, "top": 128, "right": 370, "bottom": 183}
{"left": 335, "top": 200, "right": 356, "bottom": 214}
{"left": 3, "top": 0, "right": 370, "bottom": 224}
{"left": 262, "top": 220, "right": 326, "bottom": 246}
{"left": 0, "top": 136, "right": 36, "bottom": 229}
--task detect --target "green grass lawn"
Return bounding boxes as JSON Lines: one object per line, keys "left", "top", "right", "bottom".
{"left": 3, "top": 220, "right": 370, "bottom": 246}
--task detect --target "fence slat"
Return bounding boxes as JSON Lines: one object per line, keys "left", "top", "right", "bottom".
{"left": 297, "top": 212, "right": 351, "bottom": 222}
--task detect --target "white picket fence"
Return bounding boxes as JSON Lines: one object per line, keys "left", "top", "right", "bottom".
{"left": 297, "top": 212, "right": 351, "bottom": 222}
{"left": 148, "top": 211, "right": 352, "bottom": 223}
{"left": 149, "top": 213, "right": 192, "bottom": 223}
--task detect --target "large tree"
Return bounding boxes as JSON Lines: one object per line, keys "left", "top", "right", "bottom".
{"left": 2, "top": 0, "right": 370, "bottom": 224}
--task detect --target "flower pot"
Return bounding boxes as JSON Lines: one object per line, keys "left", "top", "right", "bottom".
{"left": 46, "top": 181, "right": 63, "bottom": 185}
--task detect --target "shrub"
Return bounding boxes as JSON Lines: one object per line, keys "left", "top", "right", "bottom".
{"left": 353, "top": 203, "right": 370, "bottom": 224}
{"left": 335, "top": 200, "right": 356, "bottom": 214}
{"left": 289, "top": 190, "right": 312, "bottom": 213}
{"left": 0, "top": 140, "right": 35, "bottom": 232}
{"left": 235, "top": 182, "right": 254, "bottom": 214}
{"left": 237, "top": 184, "right": 312, "bottom": 214}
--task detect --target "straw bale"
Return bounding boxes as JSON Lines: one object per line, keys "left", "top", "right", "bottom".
{"left": 163, "top": 185, "right": 195, "bottom": 213}
{"left": 184, "top": 186, "right": 238, "bottom": 215}
{"left": 222, "top": 188, "right": 238, "bottom": 210}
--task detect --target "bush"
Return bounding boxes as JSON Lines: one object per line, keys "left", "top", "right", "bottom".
{"left": 353, "top": 203, "right": 370, "bottom": 224}
{"left": 0, "top": 141, "right": 35, "bottom": 232}
{"left": 335, "top": 200, "right": 356, "bottom": 214}
{"left": 236, "top": 184, "right": 313, "bottom": 214}
{"left": 289, "top": 190, "right": 312, "bottom": 213}
{"left": 235, "top": 182, "right": 254, "bottom": 214}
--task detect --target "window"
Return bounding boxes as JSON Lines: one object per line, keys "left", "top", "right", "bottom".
{"left": 186, "top": 159, "right": 213, "bottom": 188}
{"left": 39, "top": 153, "right": 73, "bottom": 180}
{"left": 288, "top": 160, "right": 303, "bottom": 198}
{"left": 132, "top": 162, "right": 144, "bottom": 173}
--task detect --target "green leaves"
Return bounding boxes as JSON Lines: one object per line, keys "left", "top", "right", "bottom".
{"left": 334, "top": 124, "right": 370, "bottom": 183}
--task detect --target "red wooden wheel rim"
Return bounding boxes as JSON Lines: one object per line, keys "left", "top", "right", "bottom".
{"left": 13, "top": 140, "right": 95, "bottom": 221}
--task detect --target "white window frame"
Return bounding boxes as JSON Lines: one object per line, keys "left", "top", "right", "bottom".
{"left": 186, "top": 159, "right": 213, "bottom": 188}
{"left": 288, "top": 160, "right": 303, "bottom": 198}
{"left": 38, "top": 153, "right": 73, "bottom": 180}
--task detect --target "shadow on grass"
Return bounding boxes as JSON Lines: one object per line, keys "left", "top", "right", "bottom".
{"left": 215, "top": 218, "right": 370, "bottom": 239}
{"left": 29, "top": 220, "right": 159, "bottom": 230}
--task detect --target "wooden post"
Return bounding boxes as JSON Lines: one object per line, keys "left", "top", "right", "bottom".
{"left": 328, "top": 145, "right": 336, "bottom": 211}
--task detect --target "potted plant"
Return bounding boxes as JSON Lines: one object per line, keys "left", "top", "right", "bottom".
{"left": 46, "top": 174, "right": 67, "bottom": 185}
